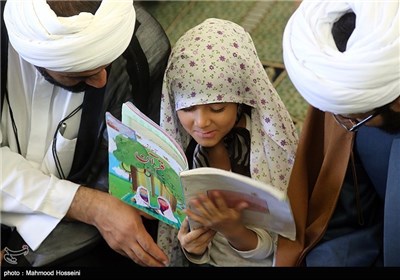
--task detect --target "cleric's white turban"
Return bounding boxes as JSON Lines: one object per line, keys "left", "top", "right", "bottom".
{"left": 283, "top": 1, "right": 400, "bottom": 114}
{"left": 4, "top": 0, "right": 135, "bottom": 72}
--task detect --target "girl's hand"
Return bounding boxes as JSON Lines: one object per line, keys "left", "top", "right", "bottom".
{"left": 185, "top": 191, "right": 248, "bottom": 236}
{"left": 177, "top": 217, "right": 216, "bottom": 255}
{"left": 186, "top": 191, "right": 259, "bottom": 251}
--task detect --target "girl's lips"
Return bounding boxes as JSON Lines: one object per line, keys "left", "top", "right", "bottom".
{"left": 194, "top": 130, "right": 216, "bottom": 139}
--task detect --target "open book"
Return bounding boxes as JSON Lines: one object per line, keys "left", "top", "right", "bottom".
{"left": 106, "top": 102, "right": 295, "bottom": 240}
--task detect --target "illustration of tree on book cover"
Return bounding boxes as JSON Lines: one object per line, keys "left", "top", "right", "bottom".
{"left": 106, "top": 112, "right": 186, "bottom": 229}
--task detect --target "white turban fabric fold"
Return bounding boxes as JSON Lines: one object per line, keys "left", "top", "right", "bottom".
{"left": 4, "top": 0, "right": 136, "bottom": 72}
{"left": 283, "top": 1, "right": 400, "bottom": 114}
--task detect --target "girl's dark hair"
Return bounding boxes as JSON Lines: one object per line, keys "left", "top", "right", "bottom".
{"left": 236, "top": 104, "right": 251, "bottom": 124}
{"left": 47, "top": 0, "right": 102, "bottom": 17}
{"left": 332, "top": 12, "right": 356, "bottom": 52}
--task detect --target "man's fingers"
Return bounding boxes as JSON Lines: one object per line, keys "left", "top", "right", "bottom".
{"left": 136, "top": 236, "right": 169, "bottom": 267}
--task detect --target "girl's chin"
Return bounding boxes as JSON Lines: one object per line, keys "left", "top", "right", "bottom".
{"left": 193, "top": 138, "right": 218, "bottom": 148}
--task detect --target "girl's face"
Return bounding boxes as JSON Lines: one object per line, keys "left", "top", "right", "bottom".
{"left": 177, "top": 103, "right": 238, "bottom": 147}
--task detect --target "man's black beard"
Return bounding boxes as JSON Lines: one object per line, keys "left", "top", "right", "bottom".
{"left": 36, "top": 67, "right": 88, "bottom": 93}
{"left": 378, "top": 106, "right": 400, "bottom": 134}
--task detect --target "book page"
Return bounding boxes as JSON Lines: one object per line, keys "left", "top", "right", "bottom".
{"left": 122, "top": 102, "right": 188, "bottom": 169}
{"left": 180, "top": 167, "right": 295, "bottom": 240}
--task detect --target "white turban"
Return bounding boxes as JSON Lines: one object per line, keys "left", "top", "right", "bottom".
{"left": 283, "top": 0, "right": 400, "bottom": 114}
{"left": 4, "top": 0, "right": 136, "bottom": 72}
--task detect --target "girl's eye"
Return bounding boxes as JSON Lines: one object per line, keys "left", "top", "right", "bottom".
{"left": 180, "top": 104, "right": 225, "bottom": 113}
{"left": 181, "top": 106, "right": 195, "bottom": 112}
{"left": 210, "top": 106, "right": 225, "bottom": 113}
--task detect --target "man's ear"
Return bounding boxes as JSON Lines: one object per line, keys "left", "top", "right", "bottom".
{"left": 391, "top": 96, "right": 400, "bottom": 112}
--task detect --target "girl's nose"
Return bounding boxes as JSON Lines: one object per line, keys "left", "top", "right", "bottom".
{"left": 194, "top": 109, "right": 211, "bottom": 128}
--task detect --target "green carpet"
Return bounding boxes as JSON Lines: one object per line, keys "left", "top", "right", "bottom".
{"left": 141, "top": 0, "right": 308, "bottom": 132}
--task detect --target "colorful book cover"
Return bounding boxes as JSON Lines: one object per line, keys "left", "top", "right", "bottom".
{"left": 106, "top": 102, "right": 188, "bottom": 229}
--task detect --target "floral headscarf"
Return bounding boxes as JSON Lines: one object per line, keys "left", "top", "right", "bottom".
{"left": 158, "top": 19, "right": 299, "bottom": 266}
{"left": 161, "top": 18, "right": 298, "bottom": 191}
